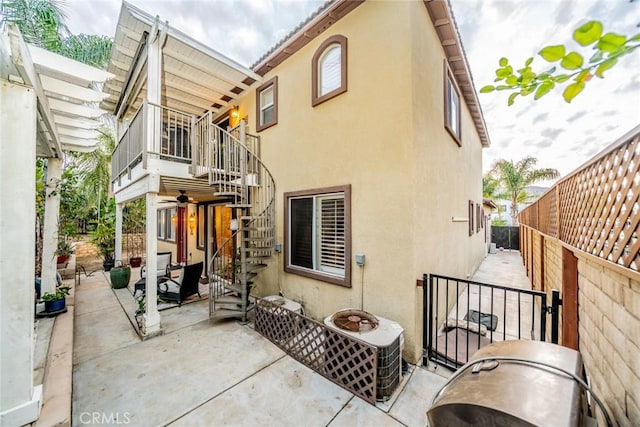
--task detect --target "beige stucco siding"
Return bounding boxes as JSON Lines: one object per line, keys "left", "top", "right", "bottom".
{"left": 235, "top": 0, "right": 485, "bottom": 363}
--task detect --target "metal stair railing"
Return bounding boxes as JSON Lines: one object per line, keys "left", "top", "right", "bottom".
{"left": 206, "top": 120, "right": 275, "bottom": 322}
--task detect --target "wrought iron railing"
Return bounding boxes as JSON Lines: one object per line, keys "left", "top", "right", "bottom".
{"left": 520, "top": 127, "right": 640, "bottom": 271}
{"left": 424, "top": 274, "right": 549, "bottom": 370}
{"left": 207, "top": 120, "right": 275, "bottom": 321}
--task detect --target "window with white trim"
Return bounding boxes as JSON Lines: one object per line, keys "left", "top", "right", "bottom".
{"left": 444, "top": 61, "right": 462, "bottom": 146}
{"left": 256, "top": 76, "right": 278, "bottom": 132}
{"left": 285, "top": 185, "right": 351, "bottom": 287}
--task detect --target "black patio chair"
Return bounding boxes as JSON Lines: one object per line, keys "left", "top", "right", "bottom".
{"left": 157, "top": 262, "right": 203, "bottom": 306}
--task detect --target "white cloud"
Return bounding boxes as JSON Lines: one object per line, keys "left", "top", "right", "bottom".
{"left": 450, "top": 0, "right": 640, "bottom": 178}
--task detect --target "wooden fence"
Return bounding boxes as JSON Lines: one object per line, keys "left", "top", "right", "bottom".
{"left": 520, "top": 126, "right": 640, "bottom": 272}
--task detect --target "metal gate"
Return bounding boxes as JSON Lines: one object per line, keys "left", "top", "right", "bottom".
{"left": 491, "top": 226, "right": 520, "bottom": 250}
{"left": 423, "top": 274, "right": 560, "bottom": 370}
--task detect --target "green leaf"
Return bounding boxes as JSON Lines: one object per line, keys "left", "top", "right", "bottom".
{"left": 573, "top": 21, "right": 603, "bottom": 46}
{"left": 534, "top": 80, "right": 555, "bottom": 100}
{"left": 632, "top": 33, "right": 640, "bottom": 42}
{"left": 521, "top": 85, "right": 537, "bottom": 96}
{"left": 563, "top": 81, "right": 585, "bottom": 103}
{"left": 589, "top": 50, "right": 604, "bottom": 64}
{"left": 496, "top": 85, "right": 511, "bottom": 90}
{"left": 539, "top": 45, "right": 566, "bottom": 62}
{"left": 499, "top": 57, "right": 508, "bottom": 66}
{"left": 554, "top": 74, "right": 570, "bottom": 83}
{"left": 480, "top": 85, "right": 496, "bottom": 93}
{"left": 521, "top": 72, "right": 537, "bottom": 86}
{"left": 508, "top": 92, "right": 519, "bottom": 106}
{"left": 596, "top": 32, "right": 627, "bottom": 53}
{"left": 506, "top": 75, "right": 518, "bottom": 86}
{"left": 496, "top": 66, "right": 514, "bottom": 80}
{"left": 525, "top": 57, "right": 534, "bottom": 66}
{"left": 560, "top": 52, "right": 584, "bottom": 70}
{"left": 575, "top": 69, "right": 591, "bottom": 83}
{"left": 595, "top": 58, "right": 617, "bottom": 78}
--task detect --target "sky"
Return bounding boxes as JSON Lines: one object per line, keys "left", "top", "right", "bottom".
{"left": 62, "top": 0, "right": 640, "bottom": 180}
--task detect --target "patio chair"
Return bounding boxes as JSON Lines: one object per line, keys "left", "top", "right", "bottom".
{"left": 141, "top": 252, "right": 172, "bottom": 279}
{"left": 157, "top": 262, "right": 203, "bottom": 305}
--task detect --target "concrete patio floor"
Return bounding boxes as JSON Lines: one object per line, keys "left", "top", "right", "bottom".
{"left": 70, "top": 251, "right": 528, "bottom": 426}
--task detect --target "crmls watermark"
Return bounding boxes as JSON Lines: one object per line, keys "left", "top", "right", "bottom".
{"left": 79, "top": 412, "right": 131, "bottom": 425}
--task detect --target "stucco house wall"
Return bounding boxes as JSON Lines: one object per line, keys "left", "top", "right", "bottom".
{"left": 235, "top": 0, "right": 486, "bottom": 362}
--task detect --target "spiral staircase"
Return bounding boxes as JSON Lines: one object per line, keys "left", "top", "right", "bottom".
{"left": 200, "top": 118, "right": 275, "bottom": 322}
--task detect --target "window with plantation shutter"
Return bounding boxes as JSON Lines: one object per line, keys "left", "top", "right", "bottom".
{"left": 285, "top": 185, "right": 351, "bottom": 287}
{"left": 318, "top": 196, "right": 345, "bottom": 274}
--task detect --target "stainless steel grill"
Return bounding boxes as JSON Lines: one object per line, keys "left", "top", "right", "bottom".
{"left": 428, "top": 341, "right": 585, "bottom": 427}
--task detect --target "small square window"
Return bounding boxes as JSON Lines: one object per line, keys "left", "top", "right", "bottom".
{"left": 444, "top": 61, "right": 462, "bottom": 146}
{"left": 256, "top": 76, "right": 278, "bottom": 132}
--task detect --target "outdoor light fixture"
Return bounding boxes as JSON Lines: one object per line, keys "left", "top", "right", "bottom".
{"left": 230, "top": 218, "right": 239, "bottom": 231}
{"left": 231, "top": 105, "right": 239, "bottom": 119}
{"left": 188, "top": 212, "right": 196, "bottom": 235}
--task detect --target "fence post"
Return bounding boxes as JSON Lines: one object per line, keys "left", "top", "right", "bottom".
{"left": 551, "top": 289, "right": 562, "bottom": 344}
{"left": 423, "top": 273, "right": 430, "bottom": 366}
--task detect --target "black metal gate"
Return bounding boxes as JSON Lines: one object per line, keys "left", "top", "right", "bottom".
{"left": 423, "top": 274, "right": 559, "bottom": 370}
{"left": 491, "top": 226, "right": 520, "bottom": 250}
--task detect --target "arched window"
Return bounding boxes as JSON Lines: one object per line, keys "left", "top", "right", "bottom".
{"left": 312, "top": 35, "right": 347, "bottom": 106}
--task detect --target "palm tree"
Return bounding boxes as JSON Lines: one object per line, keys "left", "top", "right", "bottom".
{"left": 1, "top": 0, "right": 112, "bottom": 67}
{"left": 71, "top": 125, "right": 115, "bottom": 220}
{"left": 489, "top": 156, "right": 560, "bottom": 225}
{"left": 0, "top": 0, "right": 67, "bottom": 50}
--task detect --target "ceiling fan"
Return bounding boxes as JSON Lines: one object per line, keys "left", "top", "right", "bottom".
{"left": 160, "top": 189, "right": 195, "bottom": 205}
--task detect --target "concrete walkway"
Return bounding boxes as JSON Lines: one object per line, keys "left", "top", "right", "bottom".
{"left": 71, "top": 251, "right": 529, "bottom": 426}
{"left": 72, "top": 272, "right": 448, "bottom": 426}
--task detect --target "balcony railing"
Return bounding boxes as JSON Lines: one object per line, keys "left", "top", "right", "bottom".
{"left": 111, "top": 102, "right": 195, "bottom": 182}
{"left": 520, "top": 127, "right": 640, "bottom": 271}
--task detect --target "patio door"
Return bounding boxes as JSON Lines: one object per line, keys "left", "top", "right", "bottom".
{"left": 206, "top": 205, "right": 233, "bottom": 272}
{"left": 177, "top": 205, "right": 187, "bottom": 263}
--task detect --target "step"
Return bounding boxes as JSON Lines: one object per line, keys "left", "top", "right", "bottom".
{"left": 246, "top": 263, "right": 268, "bottom": 271}
{"left": 243, "top": 237, "right": 275, "bottom": 242}
{"left": 237, "top": 272, "right": 258, "bottom": 281}
{"left": 210, "top": 308, "right": 244, "bottom": 320}
{"left": 210, "top": 304, "right": 255, "bottom": 320}
{"left": 210, "top": 180, "right": 241, "bottom": 187}
{"left": 223, "top": 282, "right": 244, "bottom": 294}
{"left": 215, "top": 296, "right": 244, "bottom": 310}
{"left": 246, "top": 256, "right": 272, "bottom": 263}
{"left": 213, "top": 191, "right": 241, "bottom": 197}
{"left": 226, "top": 204, "right": 252, "bottom": 208}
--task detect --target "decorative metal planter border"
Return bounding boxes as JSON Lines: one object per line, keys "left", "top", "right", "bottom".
{"left": 255, "top": 298, "right": 377, "bottom": 404}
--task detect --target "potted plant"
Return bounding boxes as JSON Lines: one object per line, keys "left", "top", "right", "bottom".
{"left": 109, "top": 261, "right": 131, "bottom": 289}
{"left": 92, "top": 217, "right": 116, "bottom": 271}
{"left": 55, "top": 238, "right": 74, "bottom": 265}
{"left": 41, "top": 284, "right": 71, "bottom": 313}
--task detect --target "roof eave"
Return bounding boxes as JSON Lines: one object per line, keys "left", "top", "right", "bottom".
{"left": 423, "top": 0, "right": 491, "bottom": 148}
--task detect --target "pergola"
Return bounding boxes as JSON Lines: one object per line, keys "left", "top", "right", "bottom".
{"left": 0, "top": 24, "right": 112, "bottom": 426}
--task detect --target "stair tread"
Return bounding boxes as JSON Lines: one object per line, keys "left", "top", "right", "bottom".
{"left": 216, "top": 295, "right": 243, "bottom": 303}
{"left": 210, "top": 304, "right": 255, "bottom": 318}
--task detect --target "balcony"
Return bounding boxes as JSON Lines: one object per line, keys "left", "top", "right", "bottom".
{"left": 111, "top": 102, "right": 195, "bottom": 186}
